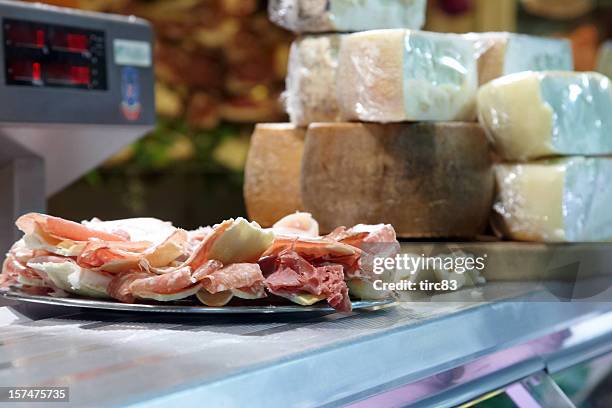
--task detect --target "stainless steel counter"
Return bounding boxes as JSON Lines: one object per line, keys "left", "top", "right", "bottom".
{"left": 1, "top": 283, "right": 612, "bottom": 407}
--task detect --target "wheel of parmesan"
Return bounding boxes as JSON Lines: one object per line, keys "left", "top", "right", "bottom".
{"left": 301, "top": 123, "right": 494, "bottom": 238}
{"left": 244, "top": 124, "right": 305, "bottom": 227}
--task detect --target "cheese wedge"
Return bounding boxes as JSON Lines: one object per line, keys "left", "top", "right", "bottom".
{"left": 285, "top": 35, "right": 343, "bottom": 126}
{"left": 494, "top": 158, "right": 612, "bottom": 243}
{"left": 598, "top": 41, "right": 612, "bottom": 79}
{"left": 268, "top": 0, "right": 426, "bottom": 33}
{"left": 244, "top": 124, "right": 305, "bottom": 227}
{"left": 337, "top": 29, "right": 478, "bottom": 123}
{"left": 467, "top": 33, "right": 573, "bottom": 85}
{"left": 478, "top": 71, "right": 612, "bottom": 161}
{"left": 301, "top": 123, "right": 494, "bottom": 238}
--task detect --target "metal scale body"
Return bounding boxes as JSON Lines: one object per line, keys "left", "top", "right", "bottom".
{"left": 0, "top": 0, "right": 154, "bottom": 255}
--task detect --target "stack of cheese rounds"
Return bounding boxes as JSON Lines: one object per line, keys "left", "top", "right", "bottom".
{"left": 245, "top": 1, "right": 603, "bottom": 243}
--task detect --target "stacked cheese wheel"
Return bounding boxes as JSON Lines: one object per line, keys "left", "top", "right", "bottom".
{"left": 245, "top": 0, "right": 599, "bottom": 242}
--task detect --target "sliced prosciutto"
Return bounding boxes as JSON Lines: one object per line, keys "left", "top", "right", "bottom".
{"left": 272, "top": 212, "right": 319, "bottom": 238}
{"left": 1, "top": 212, "right": 400, "bottom": 312}
{"left": 108, "top": 272, "right": 152, "bottom": 303}
{"left": 200, "top": 263, "right": 265, "bottom": 294}
{"left": 264, "top": 250, "right": 351, "bottom": 312}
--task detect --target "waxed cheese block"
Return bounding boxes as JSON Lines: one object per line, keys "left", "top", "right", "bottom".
{"left": 466, "top": 32, "right": 573, "bottom": 85}
{"left": 478, "top": 71, "right": 612, "bottom": 161}
{"left": 268, "top": 0, "right": 426, "bottom": 33}
{"left": 244, "top": 124, "right": 305, "bottom": 227}
{"left": 493, "top": 158, "right": 612, "bottom": 242}
{"left": 301, "top": 123, "right": 494, "bottom": 238}
{"left": 337, "top": 30, "right": 478, "bottom": 123}
{"left": 284, "top": 35, "right": 342, "bottom": 126}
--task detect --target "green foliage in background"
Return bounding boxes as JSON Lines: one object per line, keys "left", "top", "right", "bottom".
{"left": 85, "top": 119, "right": 251, "bottom": 189}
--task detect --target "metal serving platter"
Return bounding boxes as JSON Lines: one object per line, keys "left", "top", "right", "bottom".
{"left": 0, "top": 289, "right": 395, "bottom": 314}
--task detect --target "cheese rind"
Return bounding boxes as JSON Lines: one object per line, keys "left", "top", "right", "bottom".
{"left": 467, "top": 33, "right": 573, "bottom": 85}
{"left": 284, "top": 35, "right": 342, "bottom": 126}
{"left": 478, "top": 71, "right": 612, "bottom": 161}
{"left": 244, "top": 124, "right": 305, "bottom": 227}
{"left": 268, "top": 0, "right": 426, "bottom": 33}
{"left": 301, "top": 123, "right": 494, "bottom": 238}
{"left": 337, "top": 30, "right": 478, "bottom": 123}
{"left": 494, "top": 158, "right": 612, "bottom": 242}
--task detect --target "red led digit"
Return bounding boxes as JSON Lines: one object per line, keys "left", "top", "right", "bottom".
{"left": 66, "top": 33, "right": 87, "bottom": 51}
{"left": 36, "top": 29, "right": 44, "bottom": 48}
{"left": 32, "top": 62, "right": 41, "bottom": 82}
{"left": 70, "top": 66, "right": 90, "bottom": 85}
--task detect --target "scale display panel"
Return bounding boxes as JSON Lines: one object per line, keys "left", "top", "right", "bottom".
{"left": 3, "top": 18, "right": 106, "bottom": 90}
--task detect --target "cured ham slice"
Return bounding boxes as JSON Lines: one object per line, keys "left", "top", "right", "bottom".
{"left": 1, "top": 240, "right": 57, "bottom": 288}
{"left": 327, "top": 224, "right": 398, "bottom": 248}
{"left": 125, "top": 260, "right": 224, "bottom": 303}
{"left": 108, "top": 272, "right": 151, "bottom": 303}
{"left": 78, "top": 229, "right": 188, "bottom": 272}
{"left": 129, "top": 267, "right": 196, "bottom": 297}
{"left": 17, "top": 213, "right": 128, "bottom": 243}
{"left": 200, "top": 263, "right": 265, "bottom": 294}
{"left": 272, "top": 212, "right": 319, "bottom": 238}
{"left": 265, "top": 250, "right": 351, "bottom": 312}
{"left": 2, "top": 254, "right": 46, "bottom": 288}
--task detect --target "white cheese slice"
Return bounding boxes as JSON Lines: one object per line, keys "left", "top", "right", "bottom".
{"left": 478, "top": 71, "right": 612, "bottom": 161}
{"left": 494, "top": 158, "right": 612, "bottom": 242}
{"left": 28, "top": 260, "right": 111, "bottom": 298}
{"left": 337, "top": 29, "right": 478, "bottom": 123}
{"left": 268, "top": 0, "right": 426, "bottom": 33}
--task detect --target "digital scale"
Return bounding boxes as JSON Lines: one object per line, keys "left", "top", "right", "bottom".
{"left": 0, "top": 0, "right": 154, "bottom": 256}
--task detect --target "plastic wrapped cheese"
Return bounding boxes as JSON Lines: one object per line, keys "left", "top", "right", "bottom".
{"left": 494, "top": 158, "right": 612, "bottom": 243}
{"left": 478, "top": 71, "right": 612, "bottom": 161}
{"left": 302, "top": 123, "right": 494, "bottom": 238}
{"left": 244, "top": 124, "right": 305, "bottom": 227}
{"left": 268, "top": 0, "right": 426, "bottom": 33}
{"left": 466, "top": 32, "right": 573, "bottom": 85}
{"left": 597, "top": 40, "right": 612, "bottom": 79}
{"left": 284, "top": 35, "right": 343, "bottom": 126}
{"left": 337, "top": 29, "right": 478, "bottom": 123}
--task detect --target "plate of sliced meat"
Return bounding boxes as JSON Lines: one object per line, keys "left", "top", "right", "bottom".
{"left": 0, "top": 288, "right": 395, "bottom": 314}
{"left": 1, "top": 212, "right": 400, "bottom": 314}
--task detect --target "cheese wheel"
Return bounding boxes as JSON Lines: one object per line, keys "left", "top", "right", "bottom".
{"left": 337, "top": 30, "right": 478, "bottom": 123}
{"left": 494, "top": 158, "right": 612, "bottom": 242}
{"left": 268, "top": 0, "right": 426, "bottom": 34}
{"left": 284, "top": 35, "right": 343, "bottom": 126}
{"left": 478, "top": 71, "right": 612, "bottom": 161}
{"left": 301, "top": 123, "right": 494, "bottom": 238}
{"left": 244, "top": 124, "right": 305, "bottom": 227}
{"left": 466, "top": 33, "right": 573, "bottom": 85}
